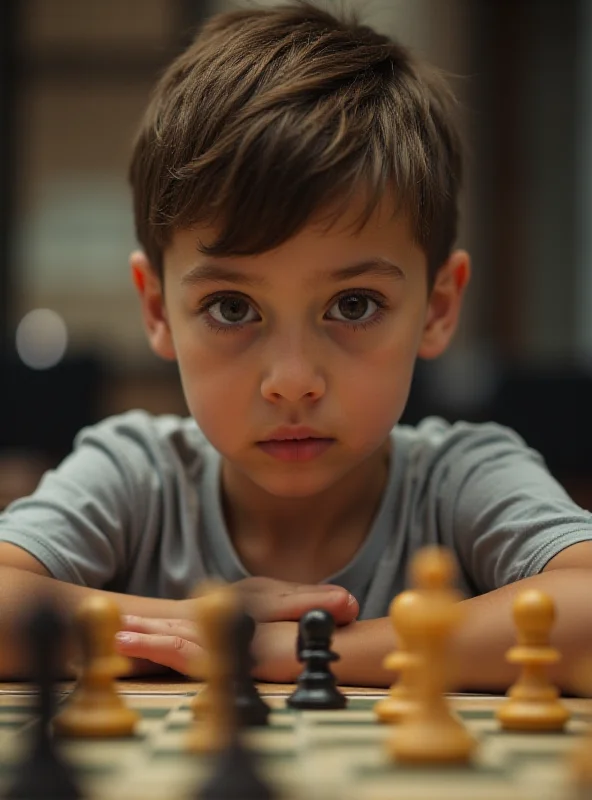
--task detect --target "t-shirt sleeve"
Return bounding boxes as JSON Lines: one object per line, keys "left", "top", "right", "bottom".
{"left": 0, "top": 412, "right": 157, "bottom": 587}
{"left": 437, "top": 421, "right": 592, "bottom": 593}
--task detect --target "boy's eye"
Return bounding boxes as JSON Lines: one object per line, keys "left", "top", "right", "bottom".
{"left": 207, "top": 296, "right": 258, "bottom": 325}
{"left": 327, "top": 293, "right": 379, "bottom": 323}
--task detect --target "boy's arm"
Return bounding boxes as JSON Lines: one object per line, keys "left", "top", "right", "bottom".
{"left": 0, "top": 545, "right": 358, "bottom": 679}
{"left": 329, "top": 544, "right": 592, "bottom": 691}
{"left": 0, "top": 550, "right": 186, "bottom": 678}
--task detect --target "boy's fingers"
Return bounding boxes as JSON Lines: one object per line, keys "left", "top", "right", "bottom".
{"left": 244, "top": 586, "right": 359, "bottom": 625}
{"left": 115, "top": 632, "right": 201, "bottom": 675}
{"left": 119, "top": 616, "right": 198, "bottom": 641}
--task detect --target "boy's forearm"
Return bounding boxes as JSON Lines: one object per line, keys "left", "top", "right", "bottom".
{"left": 0, "top": 566, "right": 186, "bottom": 678}
{"left": 332, "top": 568, "right": 592, "bottom": 692}
{"left": 453, "top": 568, "right": 592, "bottom": 691}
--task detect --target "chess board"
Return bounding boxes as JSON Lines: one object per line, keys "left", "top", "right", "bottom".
{"left": 0, "top": 681, "right": 590, "bottom": 800}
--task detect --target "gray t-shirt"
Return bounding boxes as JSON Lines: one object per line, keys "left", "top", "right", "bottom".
{"left": 0, "top": 411, "right": 590, "bottom": 618}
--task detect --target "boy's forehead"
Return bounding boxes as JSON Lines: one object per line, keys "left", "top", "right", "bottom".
{"left": 163, "top": 191, "right": 423, "bottom": 281}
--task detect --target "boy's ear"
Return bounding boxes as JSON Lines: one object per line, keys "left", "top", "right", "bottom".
{"left": 417, "top": 249, "right": 471, "bottom": 360}
{"left": 129, "top": 250, "right": 176, "bottom": 361}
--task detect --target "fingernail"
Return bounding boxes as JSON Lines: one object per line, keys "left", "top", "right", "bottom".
{"left": 115, "top": 632, "right": 133, "bottom": 644}
{"left": 347, "top": 594, "right": 357, "bottom": 606}
{"left": 121, "top": 615, "right": 135, "bottom": 624}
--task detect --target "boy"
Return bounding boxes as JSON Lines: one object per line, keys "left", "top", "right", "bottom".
{"left": 1, "top": 2, "right": 591, "bottom": 690}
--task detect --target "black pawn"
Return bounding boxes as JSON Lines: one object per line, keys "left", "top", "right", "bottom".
{"left": 233, "top": 612, "right": 271, "bottom": 727}
{"left": 198, "top": 734, "right": 275, "bottom": 800}
{"left": 7, "top": 603, "right": 82, "bottom": 800}
{"left": 287, "top": 609, "right": 347, "bottom": 710}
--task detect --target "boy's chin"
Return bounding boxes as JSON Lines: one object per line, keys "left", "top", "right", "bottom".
{"left": 248, "top": 469, "right": 351, "bottom": 500}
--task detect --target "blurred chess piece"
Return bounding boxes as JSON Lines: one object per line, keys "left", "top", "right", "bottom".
{"left": 6, "top": 602, "right": 82, "bottom": 799}
{"left": 496, "top": 589, "right": 569, "bottom": 732}
{"left": 233, "top": 611, "right": 271, "bottom": 727}
{"left": 190, "top": 582, "right": 216, "bottom": 720}
{"left": 188, "top": 583, "right": 276, "bottom": 798}
{"left": 375, "top": 590, "right": 422, "bottom": 723}
{"left": 187, "top": 582, "right": 240, "bottom": 753}
{"left": 569, "top": 655, "right": 592, "bottom": 791}
{"left": 388, "top": 546, "right": 476, "bottom": 764}
{"left": 53, "top": 596, "right": 138, "bottom": 737}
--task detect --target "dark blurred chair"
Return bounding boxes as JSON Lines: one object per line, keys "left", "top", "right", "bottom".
{"left": 402, "top": 361, "right": 592, "bottom": 510}
{"left": 0, "top": 355, "right": 103, "bottom": 507}
{"left": 490, "top": 366, "right": 592, "bottom": 509}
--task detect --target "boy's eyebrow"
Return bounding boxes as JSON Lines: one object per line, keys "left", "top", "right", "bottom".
{"left": 180, "top": 257, "right": 405, "bottom": 287}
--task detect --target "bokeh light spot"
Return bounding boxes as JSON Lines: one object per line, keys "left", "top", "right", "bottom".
{"left": 15, "top": 309, "right": 68, "bottom": 370}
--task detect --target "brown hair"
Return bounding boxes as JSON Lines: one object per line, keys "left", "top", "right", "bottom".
{"left": 129, "top": 1, "right": 463, "bottom": 284}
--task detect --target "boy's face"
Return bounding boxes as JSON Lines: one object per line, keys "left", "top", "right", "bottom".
{"left": 133, "top": 193, "right": 469, "bottom": 499}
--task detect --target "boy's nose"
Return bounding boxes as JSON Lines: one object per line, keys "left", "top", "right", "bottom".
{"left": 260, "top": 347, "right": 326, "bottom": 404}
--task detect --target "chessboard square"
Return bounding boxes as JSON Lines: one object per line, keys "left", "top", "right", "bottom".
{"left": 83, "top": 763, "right": 200, "bottom": 800}
{"left": 515, "top": 760, "right": 570, "bottom": 793}
{"left": 297, "top": 709, "right": 373, "bottom": 724}
{"left": 127, "top": 695, "right": 182, "bottom": 712}
{"left": 306, "top": 726, "right": 386, "bottom": 749}
{"left": 163, "top": 707, "right": 193, "bottom": 730}
{"left": 61, "top": 736, "right": 143, "bottom": 768}
{"left": 0, "top": 702, "right": 36, "bottom": 713}
{"left": 0, "top": 716, "right": 32, "bottom": 728}
{"left": 356, "top": 757, "right": 505, "bottom": 781}
{"left": 344, "top": 697, "right": 382, "bottom": 712}
{"left": 243, "top": 727, "right": 296, "bottom": 755}
{"left": 459, "top": 709, "right": 500, "bottom": 721}
{"left": 130, "top": 707, "right": 172, "bottom": 721}
{"left": 149, "top": 727, "right": 196, "bottom": 756}
{"left": 342, "top": 774, "right": 528, "bottom": 800}
{"left": 267, "top": 711, "right": 294, "bottom": 728}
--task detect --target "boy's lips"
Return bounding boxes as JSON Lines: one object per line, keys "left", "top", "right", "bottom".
{"left": 260, "top": 425, "right": 327, "bottom": 442}
{"left": 257, "top": 437, "right": 334, "bottom": 462}
{"left": 257, "top": 426, "right": 334, "bottom": 462}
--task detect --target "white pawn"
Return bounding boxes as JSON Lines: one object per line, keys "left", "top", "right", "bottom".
{"left": 186, "top": 582, "right": 240, "bottom": 753}
{"left": 496, "top": 589, "right": 569, "bottom": 732}
{"left": 53, "top": 596, "right": 138, "bottom": 737}
{"left": 388, "top": 546, "right": 476, "bottom": 764}
{"left": 568, "top": 655, "right": 592, "bottom": 789}
{"left": 374, "top": 591, "right": 422, "bottom": 723}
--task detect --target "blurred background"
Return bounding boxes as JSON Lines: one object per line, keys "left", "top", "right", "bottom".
{"left": 0, "top": 0, "right": 591, "bottom": 509}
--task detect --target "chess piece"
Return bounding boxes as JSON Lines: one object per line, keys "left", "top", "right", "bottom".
{"left": 53, "top": 596, "right": 139, "bottom": 737}
{"left": 197, "top": 734, "right": 276, "bottom": 800}
{"left": 233, "top": 611, "right": 271, "bottom": 727}
{"left": 374, "top": 590, "right": 422, "bottom": 723}
{"left": 191, "top": 684, "right": 211, "bottom": 717}
{"left": 567, "top": 655, "right": 592, "bottom": 789}
{"left": 6, "top": 602, "right": 82, "bottom": 799}
{"left": 187, "top": 582, "right": 240, "bottom": 753}
{"left": 389, "top": 546, "right": 476, "bottom": 764}
{"left": 287, "top": 609, "right": 347, "bottom": 710}
{"left": 190, "top": 581, "right": 225, "bottom": 720}
{"left": 496, "top": 589, "right": 570, "bottom": 732}
{"left": 192, "top": 610, "right": 270, "bottom": 727}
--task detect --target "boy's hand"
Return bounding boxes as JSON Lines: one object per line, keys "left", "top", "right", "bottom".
{"left": 173, "top": 577, "right": 358, "bottom": 625}
{"left": 230, "top": 577, "right": 359, "bottom": 625}
{"left": 115, "top": 617, "right": 300, "bottom": 681}
{"left": 115, "top": 615, "right": 204, "bottom": 675}
{"left": 114, "top": 578, "right": 358, "bottom": 677}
